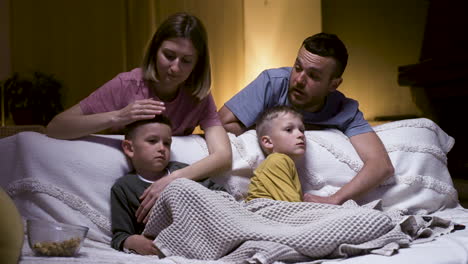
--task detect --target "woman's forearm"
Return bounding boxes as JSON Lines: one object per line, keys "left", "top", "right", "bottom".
{"left": 47, "top": 99, "right": 166, "bottom": 140}
{"left": 178, "top": 147, "right": 232, "bottom": 180}
{"left": 46, "top": 104, "right": 117, "bottom": 139}
{"left": 173, "top": 126, "right": 232, "bottom": 181}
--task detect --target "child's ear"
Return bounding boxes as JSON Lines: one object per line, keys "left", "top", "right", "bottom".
{"left": 121, "top": 140, "right": 134, "bottom": 158}
{"left": 260, "top": 135, "right": 274, "bottom": 151}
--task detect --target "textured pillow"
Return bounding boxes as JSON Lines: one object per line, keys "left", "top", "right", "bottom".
{"left": 168, "top": 118, "right": 459, "bottom": 214}
{"left": 297, "top": 118, "right": 458, "bottom": 214}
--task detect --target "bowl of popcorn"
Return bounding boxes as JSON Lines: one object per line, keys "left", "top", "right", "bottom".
{"left": 27, "top": 219, "right": 89, "bottom": 257}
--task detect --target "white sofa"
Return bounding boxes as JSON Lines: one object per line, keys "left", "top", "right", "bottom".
{"left": 1, "top": 118, "right": 467, "bottom": 264}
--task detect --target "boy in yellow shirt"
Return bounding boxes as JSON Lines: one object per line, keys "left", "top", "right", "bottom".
{"left": 246, "top": 106, "right": 306, "bottom": 202}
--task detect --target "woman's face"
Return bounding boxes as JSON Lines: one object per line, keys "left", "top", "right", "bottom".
{"left": 155, "top": 37, "right": 198, "bottom": 90}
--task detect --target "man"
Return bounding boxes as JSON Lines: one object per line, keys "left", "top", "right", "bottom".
{"left": 219, "top": 33, "right": 394, "bottom": 205}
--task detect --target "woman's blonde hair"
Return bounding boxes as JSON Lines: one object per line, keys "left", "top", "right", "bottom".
{"left": 142, "top": 12, "right": 211, "bottom": 101}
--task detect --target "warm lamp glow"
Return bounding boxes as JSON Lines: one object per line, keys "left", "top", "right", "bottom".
{"left": 207, "top": 0, "right": 321, "bottom": 135}
{"left": 242, "top": 0, "right": 322, "bottom": 88}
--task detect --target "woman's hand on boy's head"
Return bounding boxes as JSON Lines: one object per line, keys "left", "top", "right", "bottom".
{"left": 136, "top": 172, "right": 179, "bottom": 223}
{"left": 113, "top": 99, "right": 166, "bottom": 127}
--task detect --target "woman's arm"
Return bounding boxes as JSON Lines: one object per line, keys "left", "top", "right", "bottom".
{"left": 46, "top": 99, "right": 165, "bottom": 139}
{"left": 46, "top": 104, "right": 117, "bottom": 139}
{"left": 136, "top": 125, "right": 232, "bottom": 223}
{"left": 180, "top": 125, "right": 233, "bottom": 178}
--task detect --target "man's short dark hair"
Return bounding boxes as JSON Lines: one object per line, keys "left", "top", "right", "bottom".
{"left": 302, "top": 33, "right": 348, "bottom": 78}
{"left": 124, "top": 115, "right": 172, "bottom": 140}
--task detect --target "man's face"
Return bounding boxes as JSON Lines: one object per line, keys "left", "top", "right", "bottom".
{"left": 266, "top": 112, "right": 306, "bottom": 159}
{"left": 288, "top": 46, "right": 341, "bottom": 112}
{"left": 125, "top": 123, "right": 172, "bottom": 176}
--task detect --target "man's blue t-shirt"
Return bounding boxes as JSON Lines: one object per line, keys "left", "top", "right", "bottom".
{"left": 225, "top": 67, "right": 373, "bottom": 137}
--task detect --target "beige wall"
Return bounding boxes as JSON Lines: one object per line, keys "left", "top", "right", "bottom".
{"left": 8, "top": 0, "right": 245, "bottom": 110}
{"left": 323, "top": 0, "right": 429, "bottom": 120}
{"left": 153, "top": 0, "right": 245, "bottom": 108}
{"left": 0, "top": 0, "right": 11, "bottom": 80}
{"left": 6, "top": 0, "right": 429, "bottom": 124}
{"left": 243, "top": 0, "right": 321, "bottom": 87}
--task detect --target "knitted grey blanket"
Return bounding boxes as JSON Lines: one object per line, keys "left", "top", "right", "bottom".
{"left": 143, "top": 178, "right": 454, "bottom": 263}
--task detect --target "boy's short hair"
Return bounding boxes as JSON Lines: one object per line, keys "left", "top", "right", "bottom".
{"left": 124, "top": 115, "right": 172, "bottom": 140}
{"left": 256, "top": 106, "right": 303, "bottom": 139}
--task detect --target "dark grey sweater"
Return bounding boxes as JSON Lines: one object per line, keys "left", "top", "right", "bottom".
{"left": 110, "top": 161, "right": 226, "bottom": 251}
{"left": 110, "top": 161, "right": 188, "bottom": 251}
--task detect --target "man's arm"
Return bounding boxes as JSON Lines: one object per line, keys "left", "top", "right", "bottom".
{"left": 219, "top": 105, "right": 247, "bottom": 136}
{"left": 304, "top": 131, "right": 394, "bottom": 204}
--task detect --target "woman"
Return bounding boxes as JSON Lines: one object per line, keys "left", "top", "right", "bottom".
{"left": 46, "top": 12, "right": 232, "bottom": 223}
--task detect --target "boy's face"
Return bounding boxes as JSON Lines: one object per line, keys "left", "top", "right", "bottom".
{"left": 262, "top": 112, "right": 306, "bottom": 158}
{"left": 123, "top": 123, "right": 172, "bottom": 176}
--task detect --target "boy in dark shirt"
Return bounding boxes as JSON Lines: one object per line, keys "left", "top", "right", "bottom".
{"left": 110, "top": 115, "right": 180, "bottom": 255}
{"left": 110, "top": 115, "right": 222, "bottom": 255}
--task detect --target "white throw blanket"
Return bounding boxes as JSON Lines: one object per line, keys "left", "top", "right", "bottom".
{"left": 143, "top": 178, "right": 455, "bottom": 263}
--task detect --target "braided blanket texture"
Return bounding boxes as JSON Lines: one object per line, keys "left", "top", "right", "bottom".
{"left": 143, "top": 178, "right": 454, "bottom": 263}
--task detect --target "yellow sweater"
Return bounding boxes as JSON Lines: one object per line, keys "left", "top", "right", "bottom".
{"left": 246, "top": 153, "right": 302, "bottom": 202}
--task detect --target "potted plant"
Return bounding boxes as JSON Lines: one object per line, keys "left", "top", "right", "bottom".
{"left": 1, "top": 71, "right": 64, "bottom": 126}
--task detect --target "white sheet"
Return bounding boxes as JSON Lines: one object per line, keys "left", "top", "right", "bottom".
{"left": 332, "top": 206, "right": 468, "bottom": 264}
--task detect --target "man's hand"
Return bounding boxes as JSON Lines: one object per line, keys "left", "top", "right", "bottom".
{"left": 136, "top": 173, "right": 178, "bottom": 223}
{"left": 123, "top": 235, "right": 162, "bottom": 256}
{"left": 303, "top": 193, "right": 342, "bottom": 205}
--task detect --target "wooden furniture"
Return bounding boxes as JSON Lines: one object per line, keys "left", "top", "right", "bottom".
{"left": 398, "top": 0, "right": 468, "bottom": 178}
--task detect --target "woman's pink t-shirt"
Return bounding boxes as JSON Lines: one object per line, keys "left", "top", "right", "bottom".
{"left": 80, "top": 68, "right": 221, "bottom": 136}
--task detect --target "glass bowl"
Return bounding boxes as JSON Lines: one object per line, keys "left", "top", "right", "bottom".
{"left": 27, "top": 219, "right": 89, "bottom": 257}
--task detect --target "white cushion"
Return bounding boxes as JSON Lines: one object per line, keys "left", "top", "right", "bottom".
{"left": 0, "top": 118, "right": 459, "bottom": 243}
